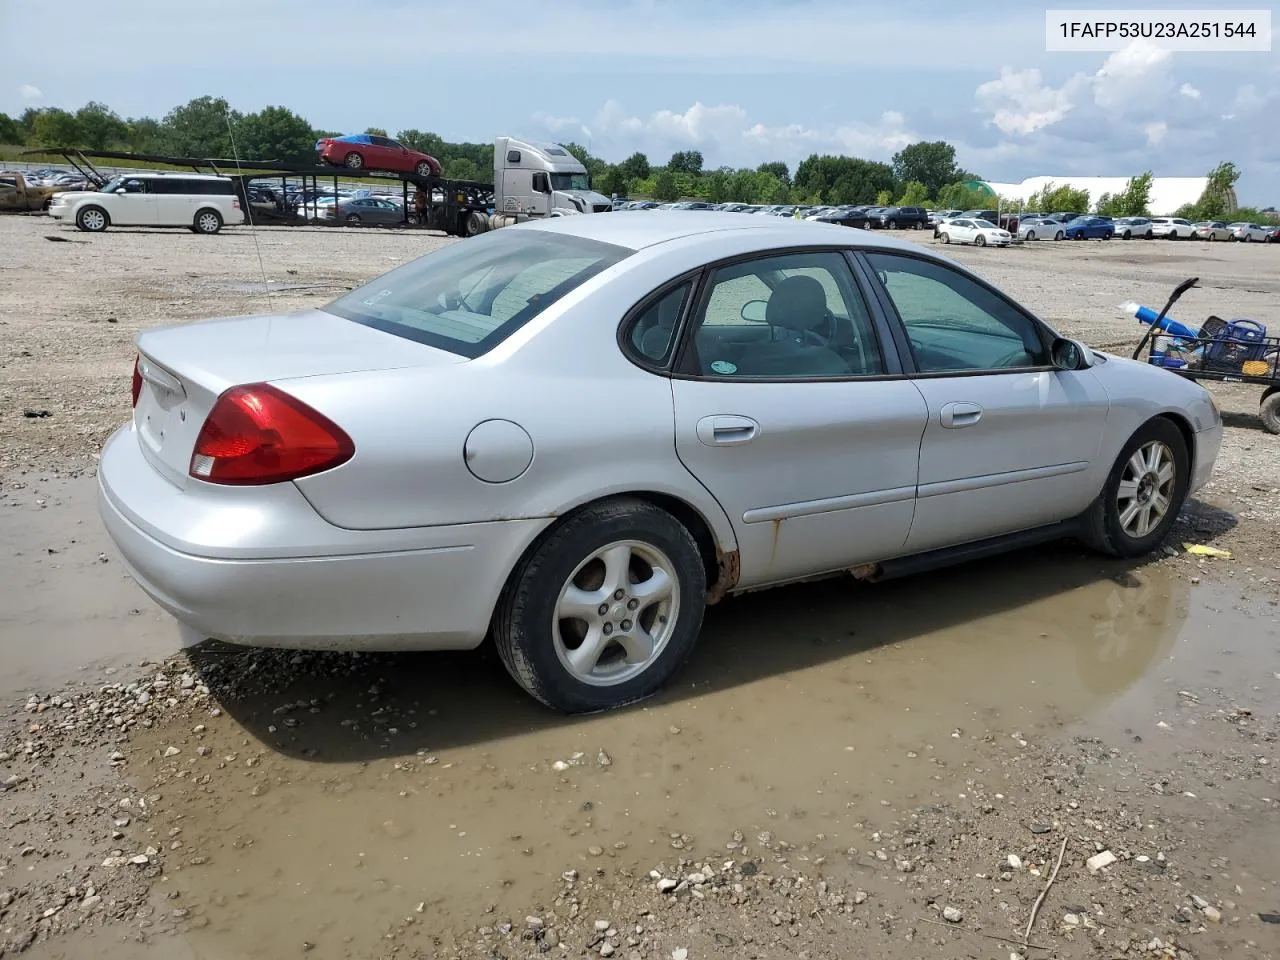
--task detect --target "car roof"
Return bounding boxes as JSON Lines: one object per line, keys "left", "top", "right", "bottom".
{"left": 516, "top": 210, "right": 929, "bottom": 254}
{"left": 131, "top": 172, "right": 229, "bottom": 180}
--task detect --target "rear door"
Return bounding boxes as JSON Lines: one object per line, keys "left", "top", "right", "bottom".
{"left": 668, "top": 249, "right": 928, "bottom": 588}
{"left": 150, "top": 177, "right": 195, "bottom": 225}
{"left": 860, "top": 250, "right": 1110, "bottom": 553}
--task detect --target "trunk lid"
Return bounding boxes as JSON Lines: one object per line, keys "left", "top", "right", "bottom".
{"left": 132, "top": 308, "right": 463, "bottom": 487}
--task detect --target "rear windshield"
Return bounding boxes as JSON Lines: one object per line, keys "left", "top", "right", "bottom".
{"left": 324, "top": 228, "right": 632, "bottom": 358}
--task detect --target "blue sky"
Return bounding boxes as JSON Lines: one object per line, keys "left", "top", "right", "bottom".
{"left": 3, "top": 0, "right": 1277, "bottom": 202}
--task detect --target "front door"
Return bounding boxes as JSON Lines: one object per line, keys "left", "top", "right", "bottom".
{"left": 669, "top": 250, "right": 928, "bottom": 588}
{"left": 110, "top": 177, "right": 158, "bottom": 225}
{"left": 861, "top": 250, "right": 1111, "bottom": 553}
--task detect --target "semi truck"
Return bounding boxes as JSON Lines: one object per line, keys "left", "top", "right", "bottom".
{"left": 440, "top": 136, "right": 615, "bottom": 237}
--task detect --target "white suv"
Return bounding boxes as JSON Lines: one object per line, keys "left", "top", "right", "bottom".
{"left": 1149, "top": 217, "right": 1195, "bottom": 239}
{"left": 48, "top": 173, "right": 245, "bottom": 234}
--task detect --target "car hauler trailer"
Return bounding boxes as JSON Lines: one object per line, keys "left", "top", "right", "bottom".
{"left": 23, "top": 136, "right": 610, "bottom": 237}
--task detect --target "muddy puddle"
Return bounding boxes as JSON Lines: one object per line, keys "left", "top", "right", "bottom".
{"left": 0, "top": 477, "right": 179, "bottom": 701}
{"left": 17, "top": 543, "right": 1262, "bottom": 960}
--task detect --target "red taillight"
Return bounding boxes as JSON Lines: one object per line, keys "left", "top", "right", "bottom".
{"left": 189, "top": 383, "right": 354, "bottom": 485}
{"left": 131, "top": 355, "right": 142, "bottom": 408}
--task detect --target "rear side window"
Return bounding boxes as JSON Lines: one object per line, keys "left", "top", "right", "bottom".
{"left": 324, "top": 229, "right": 632, "bottom": 358}
{"left": 147, "top": 178, "right": 233, "bottom": 195}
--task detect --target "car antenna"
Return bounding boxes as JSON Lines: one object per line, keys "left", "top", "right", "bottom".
{"left": 222, "top": 107, "right": 272, "bottom": 308}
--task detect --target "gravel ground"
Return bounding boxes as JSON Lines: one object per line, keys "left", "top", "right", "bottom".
{"left": 2, "top": 213, "right": 1280, "bottom": 960}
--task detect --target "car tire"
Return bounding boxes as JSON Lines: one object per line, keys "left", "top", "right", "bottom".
{"left": 1260, "top": 391, "right": 1280, "bottom": 435}
{"left": 1079, "top": 417, "right": 1190, "bottom": 559}
{"left": 344, "top": 152, "right": 364, "bottom": 169}
{"left": 193, "top": 209, "right": 222, "bottom": 234}
{"left": 414, "top": 161, "right": 434, "bottom": 177}
{"left": 345, "top": 213, "right": 362, "bottom": 224}
{"left": 75, "top": 205, "right": 109, "bottom": 232}
{"left": 887, "top": 219, "right": 897, "bottom": 229}
{"left": 975, "top": 234, "right": 986, "bottom": 246}
{"left": 939, "top": 232, "right": 950, "bottom": 244}
{"left": 493, "top": 497, "right": 707, "bottom": 714}
{"left": 1026, "top": 230, "right": 1036, "bottom": 240}
{"left": 912, "top": 221, "right": 921, "bottom": 230}
{"left": 1054, "top": 229, "right": 1064, "bottom": 241}
{"left": 1145, "top": 230, "right": 1153, "bottom": 239}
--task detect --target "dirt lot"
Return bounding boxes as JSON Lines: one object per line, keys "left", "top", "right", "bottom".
{"left": 2, "top": 214, "right": 1279, "bottom": 960}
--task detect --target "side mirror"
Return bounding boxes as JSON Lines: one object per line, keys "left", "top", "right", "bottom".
{"left": 741, "top": 299, "right": 768, "bottom": 323}
{"left": 115, "top": 188, "right": 127, "bottom": 194}
{"left": 1051, "top": 336, "right": 1094, "bottom": 370}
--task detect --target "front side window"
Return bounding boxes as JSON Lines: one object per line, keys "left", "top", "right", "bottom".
{"left": 324, "top": 229, "right": 632, "bottom": 358}
{"left": 865, "top": 252, "right": 1048, "bottom": 373}
{"left": 682, "top": 251, "right": 884, "bottom": 379}
{"left": 549, "top": 172, "right": 589, "bottom": 191}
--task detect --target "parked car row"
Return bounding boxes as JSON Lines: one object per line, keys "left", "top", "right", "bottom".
{"left": 613, "top": 200, "right": 933, "bottom": 230}
{"left": 1009, "top": 213, "right": 1277, "bottom": 243}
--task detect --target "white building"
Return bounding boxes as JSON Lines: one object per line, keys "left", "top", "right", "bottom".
{"left": 980, "top": 176, "right": 1217, "bottom": 216}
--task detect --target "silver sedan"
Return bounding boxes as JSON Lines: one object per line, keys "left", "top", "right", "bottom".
{"left": 98, "top": 213, "right": 1223, "bottom": 713}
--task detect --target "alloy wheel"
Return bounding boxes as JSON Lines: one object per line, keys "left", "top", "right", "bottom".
{"left": 552, "top": 540, "right": 680, "bottom": 687}
{"left": 1116, "top": 440, "right": 1176, "bottom": 539}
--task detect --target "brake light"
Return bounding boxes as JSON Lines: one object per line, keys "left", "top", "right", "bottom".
{"left": 131, "top": 355, "right": 142, "bottom": 408}
{"left": 189, "top": 383, "right": 354, "bottom": 485}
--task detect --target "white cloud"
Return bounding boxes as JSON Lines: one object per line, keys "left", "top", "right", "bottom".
{"left": 975, "top": 67, "right": 1082, "bottom": 135}
{"left": 1179, "top": 82, "right": 1201, "bottom": 99}
{"left": 1143, "top": 121, "right": 1168, "bottom": 146}
{"left": 975, "top": 40, "right": 1177, "bottom": 137}
{"left": 19, "top": 84, "right": 42, "bottom": 99}
{"left": 534, "top": 100, "right": 918, "bottom": 169}
{"left": 1091, "top": 40, "right": 1173, "bottom": 112}
{"left": 1234, "top": 84, "right": 1266, "bottom": 112}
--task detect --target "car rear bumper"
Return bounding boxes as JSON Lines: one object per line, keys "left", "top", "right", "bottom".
{"left": 96, "top": 425, "right": 548, "bottom": 651}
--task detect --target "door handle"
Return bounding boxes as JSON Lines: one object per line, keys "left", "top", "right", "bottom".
{"left": 696, "top": 415, "right": 760, "bottom": 446}
{"left": 940, "top": 401, "right": 983, "bottom": 428}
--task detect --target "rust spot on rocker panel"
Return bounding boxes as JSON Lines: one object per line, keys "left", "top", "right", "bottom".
{"left": 707, "top": 547, "right": 740, "bottom": 605}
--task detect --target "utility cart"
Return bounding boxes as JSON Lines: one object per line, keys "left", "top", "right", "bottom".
{"left": 1129, "top": 277, "right": 1280, "bottom": 434}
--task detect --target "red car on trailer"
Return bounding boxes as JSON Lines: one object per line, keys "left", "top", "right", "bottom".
{"left": 316, "top": 134, "right": 442, "bottom": 176}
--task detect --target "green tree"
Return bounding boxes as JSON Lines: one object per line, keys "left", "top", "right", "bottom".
{"left": 667, "top": 150, "right": 703, "bottom": 176}
{"left": 0, "top": 112, "right": 21, "bottom": 144}
{"left": 234, "top": 106, "right": 316, "bottom": 162}
{"left": 1189, "top": 161, "right": 1240, "bottom": 219}
{"left": 444, "top": 157, "right": 479, "bottom": 180}
{"left": 794, "top": 155, "right": 894, "bottom": 204}
{"left": 875, "top": 189, "right": 893, "bottom": 205}
{"left": 896, "top": 180, "right": 930, "bottom": 206}
{"left": 757, "top": 161, "right": 790, "bottom": 184}
{"left": 935, "top": 181, "right": 998, "bottom": 210}
{"left": 653, "top": 170, "right": 679, "bottom": 201}
{"left": 1095, "top": 171, "right": 1153, "bottom": 216}
{"left": 600, "top": 165, "right": 628, "bottom": 197}
{"left": 30, "top": 108, "right": 81, "bottom": 146}
{"left": 398, "top": 129, "right": 446, "bottom": 158}
{"left": 620, "top": 151, "right": 650, "bottom": 181}
{"left": 891, "top": 141, "right": 963, "bottom": 199}
{"left": 162, "top": 96, "right": 239, "bottom": 156}
{"left": 74, "top": 102, "right": 126, "bottom": 149}
{"left": 122, "top": 117, "right": 166, "bottom": 153}
{"left": 364, "top": 126, "right": 388, "bottom": 137}
{"left": 18, "top": 108, "right": 41, "bottom": 142}
{"left": 1024, "top": 181, "right": 1090, "bottom": 214}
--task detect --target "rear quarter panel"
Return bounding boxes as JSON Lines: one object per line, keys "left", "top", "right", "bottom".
{"left": 284, "top": 235, "right": 774, "bottom": 552}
